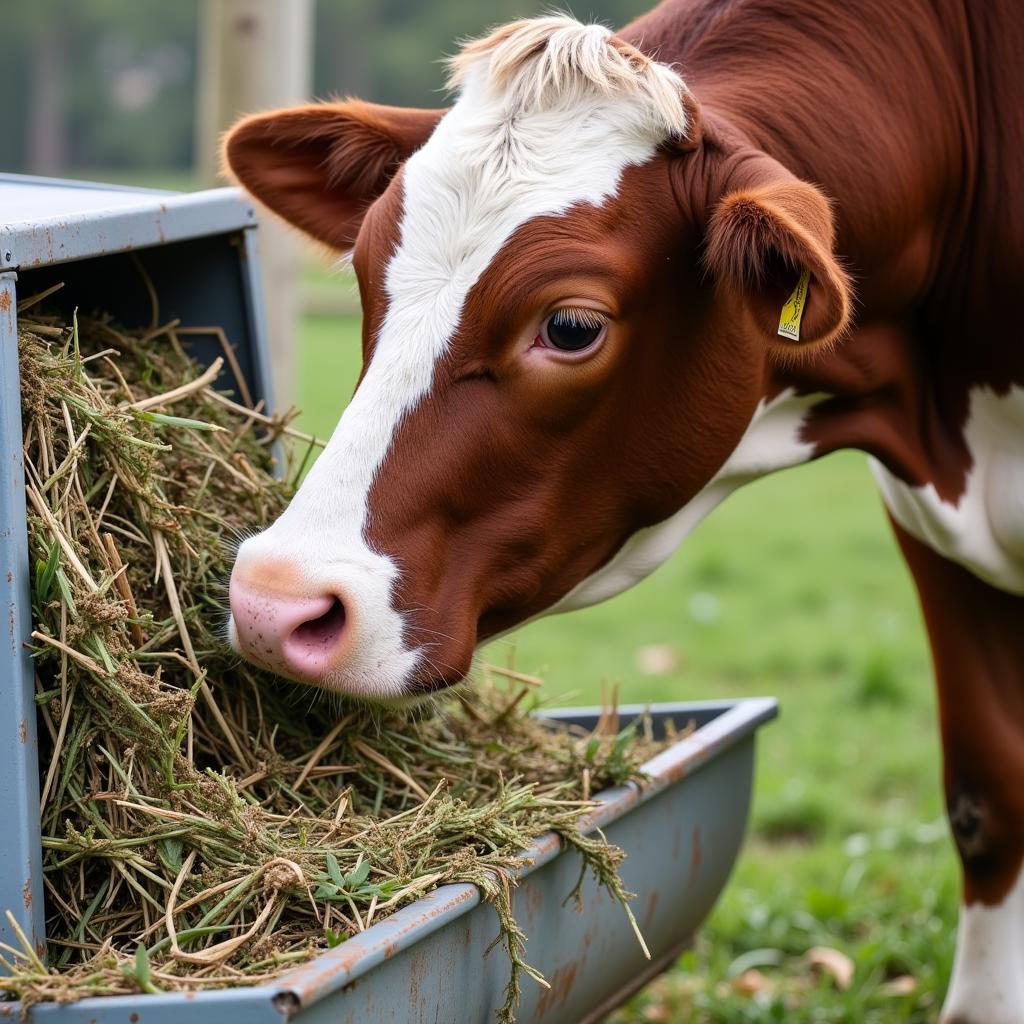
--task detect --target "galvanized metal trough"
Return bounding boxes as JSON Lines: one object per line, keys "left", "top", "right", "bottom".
{"left": 0, "top": 175, "right": 778, "bottom": 1022}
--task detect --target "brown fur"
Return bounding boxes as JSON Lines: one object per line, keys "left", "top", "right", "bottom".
{"left": 894, "top": 523, "right": 1024, "bottom": 906}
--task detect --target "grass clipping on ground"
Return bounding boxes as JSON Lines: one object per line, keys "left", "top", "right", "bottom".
{"left": 8, "top": 298, "right": 670, "bottom": 1020}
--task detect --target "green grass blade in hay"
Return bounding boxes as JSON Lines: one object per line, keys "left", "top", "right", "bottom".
{"left": 9, "top": 308, "right": 674, "bottom": 1021}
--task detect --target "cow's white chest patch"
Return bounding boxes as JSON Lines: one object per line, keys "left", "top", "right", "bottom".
{"left": 546, "top": 389, "right": 824, "bottom": 614}
{"left": 871, "top": 385, "right": 1024, "bottom": 595}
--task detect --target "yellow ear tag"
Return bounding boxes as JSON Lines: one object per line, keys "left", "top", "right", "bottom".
{"left": 777, "top": 269, "right": 811, "bottom": 341}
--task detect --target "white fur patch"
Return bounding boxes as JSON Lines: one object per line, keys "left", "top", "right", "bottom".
{"left": 871, "top": 386, "right": 1024, "bottom": 595}
{"left": 544, "top": 390, "right": 824, "bottom": 615}
{"left": 232, "top": 18, "right": 686, "bottom": 695}
{"left": 447, "top": 15, "right": 690, "bottom": 141}
{"left": 943, "top": 867, "right": 1024, "bottom": 1024}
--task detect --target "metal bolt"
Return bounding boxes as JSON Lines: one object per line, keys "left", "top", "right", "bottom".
{"left": 3, "top": 251, "right": 12, "bottom": 264}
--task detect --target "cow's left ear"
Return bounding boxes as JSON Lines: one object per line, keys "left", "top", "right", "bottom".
{"left": 705, "top": 180, "right": 852, "bottom": 354}
{"left": 222, "top": 101, "right": 446, "bottom": 251}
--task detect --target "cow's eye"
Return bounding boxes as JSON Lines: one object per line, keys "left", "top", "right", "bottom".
{"left": 539, "top": 308, "right": 608, "bottom": 352}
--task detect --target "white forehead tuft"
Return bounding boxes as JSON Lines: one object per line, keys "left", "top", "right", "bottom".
{"left": 381, "top": 21, "right": 688, "bottom": 374}
{"left": 447, "top": 15, "right": 690, "bottom": 140}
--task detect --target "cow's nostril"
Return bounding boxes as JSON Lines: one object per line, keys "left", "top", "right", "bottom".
{"left": 230, "top": 575, "right": 354, "bottom": 682}
{"left": 289, "top": 596, "right": 347, "bottom": 649}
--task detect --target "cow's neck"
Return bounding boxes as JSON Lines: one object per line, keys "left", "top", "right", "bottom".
{"left": 768, "top": 322, "right": 951, "bottom": 489}
{"left": 630, "top": 0, "right": 1020, "bottom": 540}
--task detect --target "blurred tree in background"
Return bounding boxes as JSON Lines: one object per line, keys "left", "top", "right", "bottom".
{"left": 2, "top": 0, "right": 649, "bottom": 181}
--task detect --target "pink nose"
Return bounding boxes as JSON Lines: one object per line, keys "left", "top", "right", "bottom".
{"left": 229, "top": 576, "right": 349, "bottom": 682}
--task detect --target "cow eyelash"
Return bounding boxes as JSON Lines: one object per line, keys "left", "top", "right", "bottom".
{"left": 548, "top": 307, "right": 610, "bottom": 329}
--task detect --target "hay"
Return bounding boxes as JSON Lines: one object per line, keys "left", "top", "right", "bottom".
{"left": 6, "top": 293, "right": 673, "bottom": 1021}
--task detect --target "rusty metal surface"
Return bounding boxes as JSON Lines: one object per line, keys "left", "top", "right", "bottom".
{"left": 272, "top": 698, "right": 776, "bottom": 1015}
{"left": 0, "top": 174, "right": 256, "bottom": 270}
{"left": 1, "top": 987, "right": 287, "bottom": 1023}
{"left": 275, "top": 713, "right": 762, "bottom": 1024}
{"left": 0, "top": 271, "right": 46, "bottom": 959}
{"left": 15, "top": 699, "right": 776, "bottom": 1022}
{"left": 574, "top": 932, "right": 694, "bottom": 1024}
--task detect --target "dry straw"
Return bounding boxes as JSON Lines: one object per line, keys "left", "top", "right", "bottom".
{"left": 7, "top": 291, "right": 673, "bottom": 1021}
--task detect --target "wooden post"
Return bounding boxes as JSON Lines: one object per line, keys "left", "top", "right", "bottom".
{"left": 196, "top": 0, "right": 314, "bottom": 409}
{"left": 26, "top": 25, "right": 67, "bottom": 176}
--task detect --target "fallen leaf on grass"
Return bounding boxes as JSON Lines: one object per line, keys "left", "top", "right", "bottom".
{"left": 805, "top": 946, "right": 854, "bottom": 990}
{"left": 634, "top": 644, "right": 681, "bottom": 676}
{"left": 880, "top": 975, "right": 918, "bottom": 997}
{"left": 733, "top": 969, "right": 772, "bottom": 996}
{"left": 640, "top": 1004, "right": 671, "bottom": 1023}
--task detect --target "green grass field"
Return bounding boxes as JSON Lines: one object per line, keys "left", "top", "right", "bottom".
{"left": 298, "top": 313, "right": 958, "bottom": 1023}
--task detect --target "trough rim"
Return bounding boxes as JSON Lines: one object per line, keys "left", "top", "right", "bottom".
{"left": 0, "top": 173, "right": 256, "bottom": 270}
{"left": 6, "top": 696, "right": 776, "bottom": 1019}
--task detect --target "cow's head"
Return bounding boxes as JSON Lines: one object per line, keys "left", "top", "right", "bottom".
{"left": 225, "top": 16, "right": 852, "bottom": 700}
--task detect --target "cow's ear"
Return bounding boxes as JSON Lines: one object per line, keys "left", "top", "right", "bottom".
{"left": 705, "top": 180, "right": 852, "bottom": 354}
{"left": 222, "top": 100, "right": 446, "bottom": 250}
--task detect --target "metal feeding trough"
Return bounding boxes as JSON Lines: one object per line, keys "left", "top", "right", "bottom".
{"left": 0, "top": 175, "right": 778, "bottom": 1022}
{"left": 0, "top": 172, "right": 274, "bottom": 960}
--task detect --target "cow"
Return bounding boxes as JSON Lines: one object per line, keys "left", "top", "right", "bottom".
{"left": 222, "top": 4, "right": 1024, "bottom": 1020}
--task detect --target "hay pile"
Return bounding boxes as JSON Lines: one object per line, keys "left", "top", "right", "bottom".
{"left": 6, "top": 290, "right": 669, "bottom": 1020}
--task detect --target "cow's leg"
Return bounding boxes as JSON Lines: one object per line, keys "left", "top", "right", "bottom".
{"left": 893, "top": 522, "right": 1024, "bottom": 1024}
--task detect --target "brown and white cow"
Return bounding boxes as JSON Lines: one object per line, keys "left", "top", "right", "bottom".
{"left": 223, "top": 4, "right": 1024, "bottom": 1020}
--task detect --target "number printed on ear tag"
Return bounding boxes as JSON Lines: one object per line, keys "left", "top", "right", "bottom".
{"left": 778, "top": 269, "right": 811, "bottom": 341}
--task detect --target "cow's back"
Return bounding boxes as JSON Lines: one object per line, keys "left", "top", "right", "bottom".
{"left": 953, "top": 2, "right": 1024, "bottom": 330}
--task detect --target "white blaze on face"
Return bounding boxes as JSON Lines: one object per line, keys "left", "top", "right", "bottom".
{"left": 231, "top": 23, "right": 688, "bottom": 696}
{"left": 872, "top": 385, "right": 1024, "bottom": 595}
